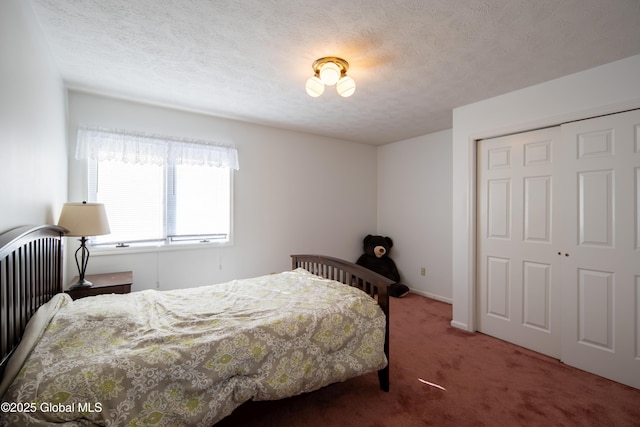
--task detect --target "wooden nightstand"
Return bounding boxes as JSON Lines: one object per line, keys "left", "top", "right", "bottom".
{"left": 65, "top": 271, "right": 133, "bottom": 300}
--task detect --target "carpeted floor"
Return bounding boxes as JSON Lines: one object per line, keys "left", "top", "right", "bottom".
{"left": 217, "top": 293, "right": 640, "bottom": 426}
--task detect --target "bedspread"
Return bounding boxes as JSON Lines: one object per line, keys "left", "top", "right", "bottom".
{"left": 0, "top": 268, "right": 387, "bottom": 426}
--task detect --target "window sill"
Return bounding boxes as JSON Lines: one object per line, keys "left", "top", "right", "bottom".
{"left": 87, "top": 239, "right": 232, "bottom": 256}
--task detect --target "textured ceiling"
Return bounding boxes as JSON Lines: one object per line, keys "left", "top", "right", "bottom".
{"left": 28, "top": 0, "right": 640, "bottom": 145}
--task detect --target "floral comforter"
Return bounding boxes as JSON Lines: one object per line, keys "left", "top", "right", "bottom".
{"left": 0, "top": 268, "right": 387, "bottom": 426}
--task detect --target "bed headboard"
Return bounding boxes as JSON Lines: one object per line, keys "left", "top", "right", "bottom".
{"left": 0, "top": 225, "right": 65, "bottom": 376}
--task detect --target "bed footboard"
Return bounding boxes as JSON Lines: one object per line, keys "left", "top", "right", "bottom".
{"left": 291, "top": 254, "right": 392, "bottom": 391}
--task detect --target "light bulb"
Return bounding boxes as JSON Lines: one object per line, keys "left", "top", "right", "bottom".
{"left": 319, "top": 61, "right": 341, "bottom": 86}
{"left": 336, "top": 75, "right": 356, "bottom": 97}
{"left": 305, "top": 76, "right": 325, "bottom": 97}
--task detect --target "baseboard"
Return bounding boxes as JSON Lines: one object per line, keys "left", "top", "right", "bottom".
{"left": 449, "top": 320, "right": 470, "bottom": 331}
{"left": 406, "top": 289, "right": 470, "bottom": 331}
{"left": 408, "top": 288, "right": 452, "bottom": 304}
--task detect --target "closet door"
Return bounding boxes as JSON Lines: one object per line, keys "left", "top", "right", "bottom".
{"left": 477, "top": 127, "right": 562, "bottom": 358}
{"left": 559, "top": 109, "right": 640, "bottom": 389}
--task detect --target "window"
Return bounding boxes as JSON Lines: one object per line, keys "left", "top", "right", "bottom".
{"left": 78, "top": 126, "right": 238, "bottom": 247}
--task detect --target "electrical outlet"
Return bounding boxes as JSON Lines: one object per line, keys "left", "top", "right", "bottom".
{"left": 420, "top": 267, "right": 426, "bottom": 276}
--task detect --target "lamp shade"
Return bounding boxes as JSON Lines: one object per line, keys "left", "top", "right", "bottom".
{"left": 319, "top": 61, "right": 341, "bottom": 86}
{"left": 305, "top": 76, "right": 325, "bottom": 97}
{"left": 336, "top": 75, "right": 356, "bottom": 97}
{"left": 58, "top": 202, "right": 111, "bottom": 237}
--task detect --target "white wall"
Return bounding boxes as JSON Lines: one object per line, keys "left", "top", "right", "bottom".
{"left": 66, "top": 91, "right": 378, "bottom": 290}
{"left": 0, "top": 0, "right": 67, "bottom": 232}
{"left": 377, "top": 129, "right": 453, "bottom": 302}
{"left": 451, "top": 54, "right": 640, "bottom": 331}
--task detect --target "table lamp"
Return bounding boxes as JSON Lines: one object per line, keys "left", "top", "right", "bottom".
{"left": 57, "top": 201, "right": 111, "bottom": 289}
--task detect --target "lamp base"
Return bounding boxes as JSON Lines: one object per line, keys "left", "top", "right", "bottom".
{"left": 68, "top": 278, "right": 93, "bottom": 290}
{"left": 69, "top": 236, "right": 93, "bottom": 290}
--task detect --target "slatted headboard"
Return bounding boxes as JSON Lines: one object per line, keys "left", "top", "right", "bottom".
{"left": 0, "top": 225, "right": 65, "bottom": 376}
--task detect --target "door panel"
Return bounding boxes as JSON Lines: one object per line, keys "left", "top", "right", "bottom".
{"left": 523, "top": 261, "right": 551, "bottom": 331}
{"left": 578, "top": 268, "right": 614, "bottom": 350}
{"left": 477, "top": 127, "right": 562, "bottom": 358}
{"left": 524, "top": 176, "right": 551, "bottom": 242}
{"left": 487, "top": 256, "right": 510, "bottom": 319}
{"left": 487, "top": 179, "right": 511, "bottom": 239}
{"left": 578, "top": 170, "right": 613, "bottom": 247}
{"left": 560, "top": 109, "right": 640, "bottom": 389}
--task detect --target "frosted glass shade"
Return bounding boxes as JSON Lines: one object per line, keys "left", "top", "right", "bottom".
{"left": 305, "top": 76, "right": 325, "bottom": 97}
{"left": 336, "top": 75, "right": 356, "bottom": 97}
{"left": 319, "top": 61, "right": 341, "bottom": 86}
{"left": 58, "top": 202, "right": 111, "bottom": 237}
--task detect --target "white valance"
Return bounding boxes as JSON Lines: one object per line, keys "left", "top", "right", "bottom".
{"left": 76, "top": 126, "right": 239, "bottom": 170}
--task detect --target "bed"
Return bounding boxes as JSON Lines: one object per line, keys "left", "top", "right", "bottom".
{"left": 0, "top": 225, "right": 392, "bottom": 426}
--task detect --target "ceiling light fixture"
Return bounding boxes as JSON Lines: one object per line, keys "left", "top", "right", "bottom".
{"left": 305, "top": 57, "right": 356, "bottom": 98}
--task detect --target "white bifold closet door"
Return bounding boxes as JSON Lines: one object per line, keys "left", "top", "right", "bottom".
{"left": 477, "top": 126, "right": 562, "bottom": 359}
{"left": 477, "top": 109, "right": 640, "bottom": 389}
{"left": 559, "top": 109, "right": 640, "bottom": 389}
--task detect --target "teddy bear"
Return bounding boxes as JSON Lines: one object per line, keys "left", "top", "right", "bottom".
{"left": 356, "top": 234, "right": 410, "bottom": 298}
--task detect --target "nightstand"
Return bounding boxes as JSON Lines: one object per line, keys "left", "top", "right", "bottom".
{"left": 65, "top": 271, "right": 133, "bottom": 300}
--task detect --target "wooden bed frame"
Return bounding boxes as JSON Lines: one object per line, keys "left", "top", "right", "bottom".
{"left": 0, "top": 225, "right": 64, "bottom": 377}
{"left": 0, "top": 225, "right": 392, "bottom": 393}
